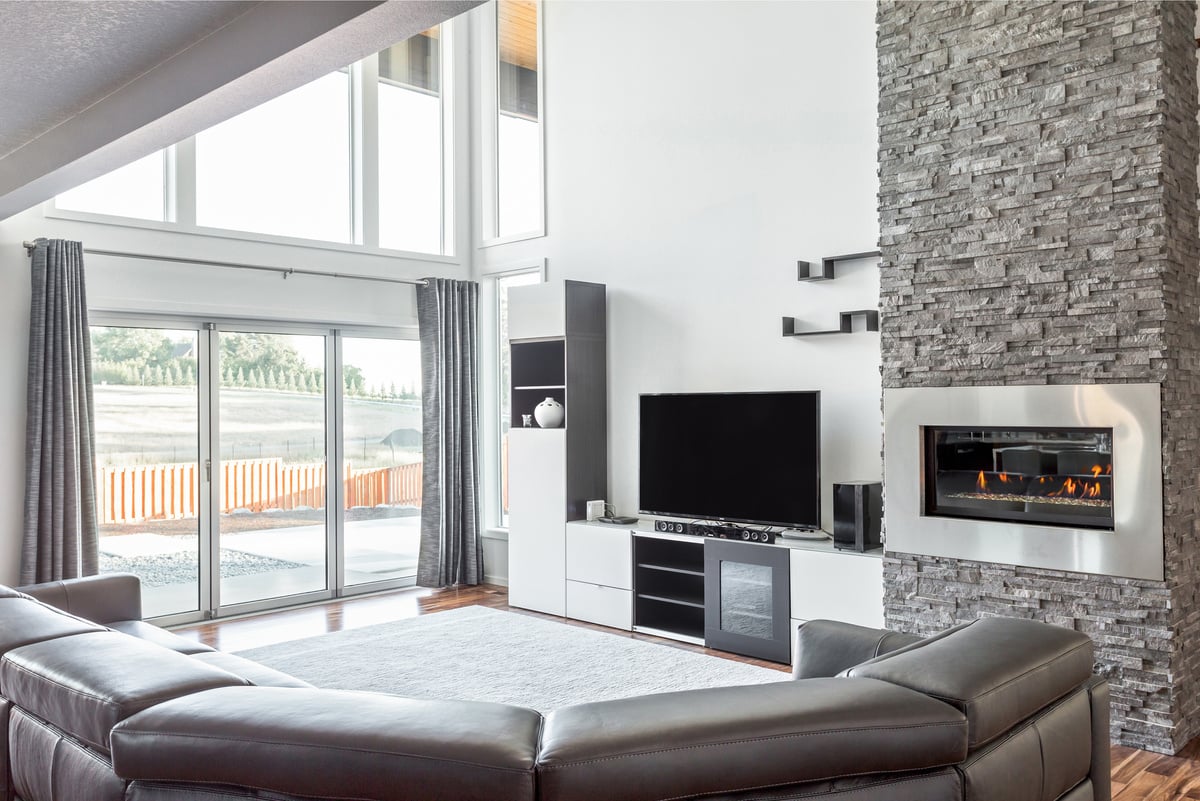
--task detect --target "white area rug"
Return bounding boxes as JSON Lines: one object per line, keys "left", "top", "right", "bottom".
{"left": 234, "top": 605, "right": 786, "bottom": 710}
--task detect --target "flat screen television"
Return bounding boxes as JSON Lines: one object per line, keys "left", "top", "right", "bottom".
{"left": 638, "top": 391, "right": 821, "bottom": 530}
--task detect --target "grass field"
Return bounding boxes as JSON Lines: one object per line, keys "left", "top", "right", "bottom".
{"left": 95, "top": 386, "right": 421, "bottom": 468}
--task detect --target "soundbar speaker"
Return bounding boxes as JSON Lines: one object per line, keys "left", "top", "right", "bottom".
{"left": 833, "top": 481, "right": 882, "bottom": 552}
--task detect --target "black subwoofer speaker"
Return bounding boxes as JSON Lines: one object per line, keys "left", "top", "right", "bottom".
{"left": 833, "top": 481, "right": 882, "bottom": 552}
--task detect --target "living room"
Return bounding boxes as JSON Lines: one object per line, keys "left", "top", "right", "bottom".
{"left": 0, "top": 1, "right": 1196, "bottom": 799}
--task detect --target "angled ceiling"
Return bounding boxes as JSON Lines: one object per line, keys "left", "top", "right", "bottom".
{"left": 0, "top": 0, "right": 483, "bottom": 221}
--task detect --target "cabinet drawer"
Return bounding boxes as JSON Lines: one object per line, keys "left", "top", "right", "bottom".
{"left": 566, "top": 581, "right": 632, "bottom": 630}
{"left": 566, "top": 523, "right": 632, "bottom": 590}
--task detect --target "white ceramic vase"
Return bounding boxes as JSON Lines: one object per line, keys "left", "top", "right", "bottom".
{"left": 534, "top": 397, "right": 565, "bottom": 428}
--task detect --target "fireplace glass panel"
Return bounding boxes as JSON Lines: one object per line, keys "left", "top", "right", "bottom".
{"left": 923, "top": 426, "right": 1113, "bottom": 530}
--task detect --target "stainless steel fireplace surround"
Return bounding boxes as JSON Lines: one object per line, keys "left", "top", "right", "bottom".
{"left": 884, "top": 383, "right": 1163, "bottom": 580}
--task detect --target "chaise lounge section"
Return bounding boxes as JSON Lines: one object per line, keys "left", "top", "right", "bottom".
{"left": 2, "top": 574, "right": 1109, "bottom": 801}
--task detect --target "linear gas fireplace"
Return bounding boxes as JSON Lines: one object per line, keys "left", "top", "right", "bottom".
{"left": 884, "top": 383, "right": 1163, "bottom": 581}
{"left": 925, "top": 427, "right": 1113, "bottom": 530}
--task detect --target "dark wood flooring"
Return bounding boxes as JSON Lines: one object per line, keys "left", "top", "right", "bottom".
{"left": 172, "top": 583, "right": 1200, "bottom": 799}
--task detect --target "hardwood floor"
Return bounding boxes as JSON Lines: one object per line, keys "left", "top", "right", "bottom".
{"left": 172, "top": 583, "right": 1200, "bottom": 799}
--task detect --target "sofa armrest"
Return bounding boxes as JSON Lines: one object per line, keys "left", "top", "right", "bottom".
{"left": 847, "top": 616, "right": 1095, "bottom": 750}
{"left": 537, "top": 677, "right": 967, "bottom": 801}
{"left": 18, "top": 573, "right": 142, "bottom": 624}
{"left": 111, "top": 686, "right": 541, "bottom": 801}
{"left": 792, "top": 619, "right": 922, "bottom": 679}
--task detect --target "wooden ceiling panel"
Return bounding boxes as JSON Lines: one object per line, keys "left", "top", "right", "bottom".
{"left": 499, "top": 0, "right": 538, "bottom": 72}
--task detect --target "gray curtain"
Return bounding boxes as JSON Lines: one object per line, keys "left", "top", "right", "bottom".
{"left": 22, "top": 239, "right": 99, "bottom": 584}
{"left": 416, "top": 278, "right": 482, "bottom": 587}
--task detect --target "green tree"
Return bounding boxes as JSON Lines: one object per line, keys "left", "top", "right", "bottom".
{"left": 344, "top": 364, "right": 364, "bottom": 391}
{"left": 220, "top": 334, "right": 311, "bottom": 379}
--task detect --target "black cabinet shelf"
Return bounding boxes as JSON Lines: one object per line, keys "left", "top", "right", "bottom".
{"left": 636, "top": 562, "right": 704, "bottom": 578}
{"left": 796, "top": 250, "right": 881, "bottom": 282}
{"left": 782, "top": 309, "right": 879, "bottom": 337}
{"left": 634, "top": 536, "right": 705, "bottom": 638}
{"left": 636, "top": 593, "right": 705, "bottom": 610}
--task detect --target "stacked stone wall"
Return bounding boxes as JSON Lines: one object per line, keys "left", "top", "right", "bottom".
{"left": 877, "top": 0, "right": 1200, "bottom": 752}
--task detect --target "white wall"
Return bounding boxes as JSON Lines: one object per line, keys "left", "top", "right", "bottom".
{"left": 477, "top": 1, "right": 881, "bottom": 577}
{"left": 0, "top": 206, "right": 469, "bottom": 586}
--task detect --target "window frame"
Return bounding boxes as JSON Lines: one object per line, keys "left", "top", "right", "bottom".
{"left": 480, "top": 259, "right": 545, "bottom": 536}
{"left": 478, "top": 0, "right": 546, "bottom": 249}
{"left": 45, "top": 22, "right": 463, "bottom": 264}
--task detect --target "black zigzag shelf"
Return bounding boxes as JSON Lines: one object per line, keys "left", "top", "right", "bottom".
{"left": 782, "top": 309, "right": 879, "bottom": 337}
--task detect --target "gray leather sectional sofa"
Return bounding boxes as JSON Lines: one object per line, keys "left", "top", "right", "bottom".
{"left": 1, "top": 573, "right": 1110, "bottom": 801}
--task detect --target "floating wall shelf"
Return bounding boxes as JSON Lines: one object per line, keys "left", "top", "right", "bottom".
{"left": 782, "top": 309, "right": 880, "bottom": 337}
{"left": 795, "top": 250, "right": 882, "bottom": 282}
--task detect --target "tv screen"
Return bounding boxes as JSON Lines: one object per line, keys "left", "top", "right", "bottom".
{"left": 638, "top": 391, "right": 821, "bottom": 529}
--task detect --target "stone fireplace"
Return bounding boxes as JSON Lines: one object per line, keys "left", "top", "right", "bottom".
{"left": 877, "top": 1, "right": 1199, "bottom": 753}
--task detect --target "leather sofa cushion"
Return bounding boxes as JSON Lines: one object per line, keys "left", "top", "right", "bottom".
{"left": 692, "top": 767, "right": 962, "bottom": 801}
{"left": 0, "top": 594, "right": 104, "bottom": 655}
{"left": 18, "top": 573, "right": 142, "bottom": 624}
{"left": 537, "top": 677, "right": 967, "bottom": 801}
{"left": 792, "top": 620, "right": 922, "bottom": 679}
{"left": 958, "top": 688, "right": 1093, "bottom": 801}
{"left": 846, "top": 617, "right": 1093, "bottom": 750}
{"left": 107, "top": 620, "right": 214, "bottom": 655}
{"left": 1, "top": 631, "right": 247, "bottom": 754}
{"left": 188, "top": 652, "right": 312, "bottom": 688}
{"left": 9, "top": 706, "right": 127, "bottom": 801}
{"left": 111, "top": 686, "right": 542, "bottom": 801}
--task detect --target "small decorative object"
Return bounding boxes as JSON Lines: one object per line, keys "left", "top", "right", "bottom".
{"left": 521, "top": 414, "right": 533, "bottom": 428}
{"left": 534, "top": 397, "right": 564, "bottom": 428}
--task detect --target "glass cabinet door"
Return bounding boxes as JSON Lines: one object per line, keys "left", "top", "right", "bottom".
{"left": 703, "top": 539, "right": 791, "bottom": 663}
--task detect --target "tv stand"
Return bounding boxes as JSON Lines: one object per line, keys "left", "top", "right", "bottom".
{"left": 563, "top": 521, "right": 884, "bottom": 664}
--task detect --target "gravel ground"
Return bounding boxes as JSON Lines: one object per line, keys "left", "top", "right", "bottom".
{"left": 100, "top": 506, "right": 418, "bottom": 537}
{"left": 98, "top": 507, "right": 418, "bottom": 588}
{"left": 98, "top": 549, "right": 305, "bottom": 588}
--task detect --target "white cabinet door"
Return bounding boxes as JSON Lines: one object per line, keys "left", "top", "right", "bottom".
{"left": 508, "top": 281, "right": 565, "bottom": 341}
{"left": 508, "top": 429, "right": 567, "bottom": 615}
{"left": 789, "top": 550, "right": 884, "bottom": 628}
{"left": 565, "top": 523, "right": 632, "bottom": 590}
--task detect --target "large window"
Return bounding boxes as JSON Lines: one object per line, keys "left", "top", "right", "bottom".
{"left": 51, "top": 26, "right": 453, "bottom": 257}
{"left": 482, "top": 0, "right": 544, "bottom": 244}
{"left": 197, "top": 73, "right": 352, "bottom": 243}
{"left": 495, "top": 269, "right": 542, "bottom": 527}
{"left": 56, "top": 150, "right": 171, "bottom": 222}
{"left": 496, "top": 0, "right": 542, "bottom": 238}
{"left": 378, "top": 32, "right": 446, "bottom": 254}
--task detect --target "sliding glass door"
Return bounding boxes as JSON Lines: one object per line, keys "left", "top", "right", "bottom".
{"left": 217, "top": 331, "right": 330, "bottom": 607}
{"left": 341, "top": 337, "right": 423, "bottom": 586}
{"left": 93, "top": 319, "right": 419, "bottom": 622}
{"left": 92, "top": 325, "right": 204, "bottom": 618}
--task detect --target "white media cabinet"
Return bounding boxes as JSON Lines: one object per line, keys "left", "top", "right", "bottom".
{"left": 560, "top": 520, "right": 884, "bottom": 661}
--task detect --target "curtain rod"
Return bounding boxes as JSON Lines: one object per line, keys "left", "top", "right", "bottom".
{"left": 21, "top": 241, "right": 427, "bottom": 287}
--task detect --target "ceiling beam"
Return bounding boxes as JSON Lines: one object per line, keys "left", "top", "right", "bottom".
{"left": 0, "top": 0, "right": 482, "bottom": 221}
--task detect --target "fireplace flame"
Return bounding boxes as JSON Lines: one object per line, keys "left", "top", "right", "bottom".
{"left": 1039, "top": 475, "right": 1105, "bottom": 500}
{"left": 1090, "top": 464, "right": 1112, "bottom": 477}
{"left": 976, "top": 471, "right": 1012, "bottom": 493}
{"left": 1047, "top": 477, "right": 1078, "bottom": 498}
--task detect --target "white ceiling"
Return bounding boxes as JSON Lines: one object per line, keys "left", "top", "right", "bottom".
{"left": 0, "top": 0, "right": 483, "bottom": 220}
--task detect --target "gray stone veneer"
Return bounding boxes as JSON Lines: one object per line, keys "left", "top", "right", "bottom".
{"left": 877, "top": 1, "right": 1200, "bottom": 753}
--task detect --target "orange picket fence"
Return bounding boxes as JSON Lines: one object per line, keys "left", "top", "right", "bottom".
{"left": 96, "top": 459, "right": 423, "bottom": 525}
